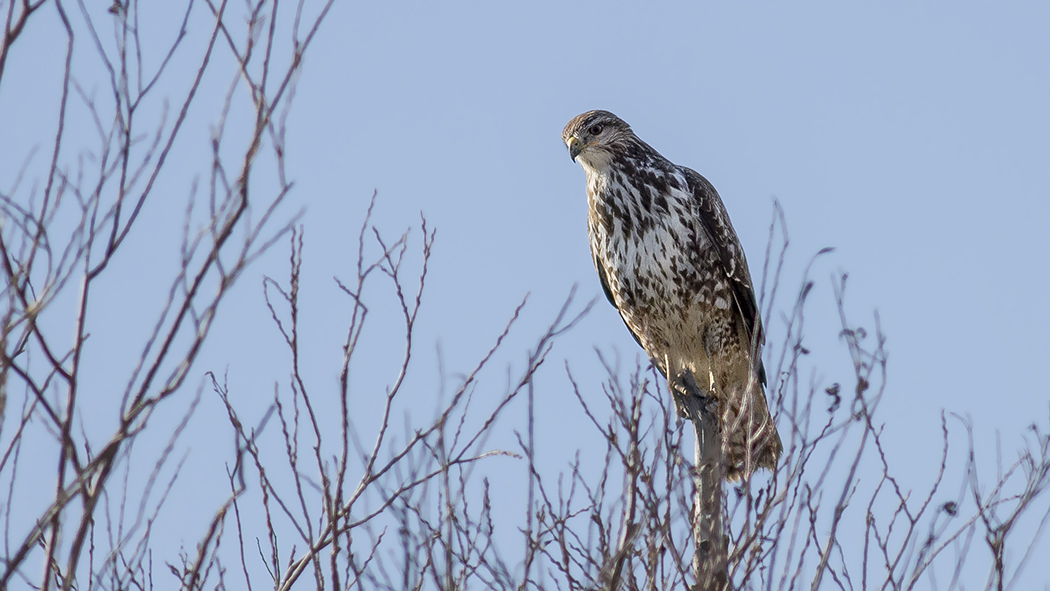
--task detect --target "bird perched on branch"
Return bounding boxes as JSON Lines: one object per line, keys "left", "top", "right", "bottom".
{"left": 563, "top": 110, "right": 781, "bottom": 480}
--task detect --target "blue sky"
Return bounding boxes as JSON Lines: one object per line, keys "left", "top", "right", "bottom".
{"left": 2, "top": 1, "right": 1048, "bottom": 587}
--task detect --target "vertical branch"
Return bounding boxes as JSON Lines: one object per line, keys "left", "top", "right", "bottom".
{"left": 692, "top": 410, "right": 726, "bottom": 591}
{"left": 520, "top": 374, "right": 537, "bottom": 587}
{"left": 673, "top": 371, "right": 728, "bottom": 591}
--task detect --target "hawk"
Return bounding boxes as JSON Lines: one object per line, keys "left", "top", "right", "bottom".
{"left": 563, "top": 110, "right": 781, "bottom": 480}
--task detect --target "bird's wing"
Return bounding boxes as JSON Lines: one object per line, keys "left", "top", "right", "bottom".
{"left": 681, "top": 167, "right": 767, "bottom": 383}
{"left": 593, "top": 251, "right": 617, "bottom": 309}
{"left": 593, "top": 251, "right": 648, "bottom": 353}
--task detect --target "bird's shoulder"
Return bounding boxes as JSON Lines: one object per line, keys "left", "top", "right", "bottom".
{"left": 675, "top": 166, "right": 742, "bottom": 276}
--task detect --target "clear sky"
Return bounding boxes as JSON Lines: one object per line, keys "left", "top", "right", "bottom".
{"left": 2, "top": 1, "right": 1048, "bottom": 587}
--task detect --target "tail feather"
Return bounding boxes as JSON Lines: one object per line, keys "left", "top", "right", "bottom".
{"left": 722, "top": 382, "right": 781, "bottom": 482}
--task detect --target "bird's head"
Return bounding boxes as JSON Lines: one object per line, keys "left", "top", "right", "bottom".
{"left": 562, "top": 110, "right": 632, "bottom": 172}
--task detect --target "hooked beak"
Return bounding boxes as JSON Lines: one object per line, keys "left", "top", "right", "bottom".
{"left": 567, "top": 136, "right": 583, "bottom": 162}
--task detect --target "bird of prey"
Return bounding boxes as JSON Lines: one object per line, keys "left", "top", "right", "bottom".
{"left": 563, "top": 110, "right": 781, "bottom": 480}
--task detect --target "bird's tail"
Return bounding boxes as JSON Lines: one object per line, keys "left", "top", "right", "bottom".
{"left": 722, "top": 380, "right": 782, "bottom": 482}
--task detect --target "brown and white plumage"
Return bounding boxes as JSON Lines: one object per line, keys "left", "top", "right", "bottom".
{"left": 563, "top": 110, "right": 781, "bottom": 480}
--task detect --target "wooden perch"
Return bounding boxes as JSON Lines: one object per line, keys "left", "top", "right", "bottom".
{"left": 673, "top": 371, "right": 729, "bottom": 591}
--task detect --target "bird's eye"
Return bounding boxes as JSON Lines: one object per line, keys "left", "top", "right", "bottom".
{"left": 589, "top": 124, "right": 603, "bottom": 135}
